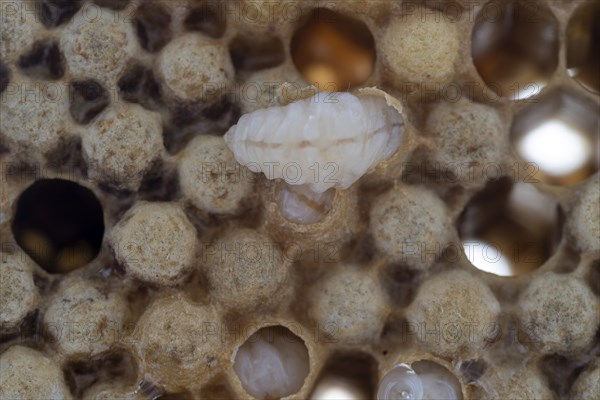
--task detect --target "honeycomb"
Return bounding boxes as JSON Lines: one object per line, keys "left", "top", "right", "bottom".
{"left": 0, "top": 0, "right": 599, "bottom": 399}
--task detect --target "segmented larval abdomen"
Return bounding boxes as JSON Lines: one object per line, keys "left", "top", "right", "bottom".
{"left": 224, "top": 92, "right": 404, "bottom": 193}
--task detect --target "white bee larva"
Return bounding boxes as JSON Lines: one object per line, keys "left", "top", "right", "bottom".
{"left": 224, "top": 90, "right": 404, "bottom": 193}
{"left": 233, "top": 327, "right": 310, "bottom": 399}
{"left": 377, "top": 363, "right": 461, "bottom": 400}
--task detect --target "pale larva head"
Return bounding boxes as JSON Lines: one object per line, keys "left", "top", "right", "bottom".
{"left": 277, "top": 183, "right": 335, "bottom": 224}
{"left": 224, "top": 89, "right": 404, "bottom": 193}
{"left": 377, "top": 362, "right": 462, "bottom": 400}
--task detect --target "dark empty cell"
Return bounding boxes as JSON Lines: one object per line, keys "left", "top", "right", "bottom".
{"left": 12, "top": 179, "right": 105, "bottom": 274}
{"left": 18, "top": 40, "right": 65, "bottom": 80}
{"left": 471, "top": 0, "right": 559, "bottom": 99}
{"left": 93, "top": 0, "right": 130, "bottom": 10}
{"left": 40, "top": 0, "right": 83, "bottom": 28}
{"left": 229, "top": 35, "right": 285, "bottom": 71}
{"left": 69, "top": 80, "right": 110, "bottom": 124}
{"left": 117, "top": 64, "right": 162, "bottom": 109}
{"left": 135, "top": 3, "right": 172, "bottom": 52}
{"left": 184, "top": 5, "right": 226, "bottom": 38}
{"left": 0, "top": 63, "right": 10, "bottom": 94}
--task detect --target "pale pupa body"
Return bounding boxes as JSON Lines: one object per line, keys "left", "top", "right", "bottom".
{"left": 224, "top": 91, "right": 404, "bottom": 193}
{"left": 377, "top": 363, "right": 462, "bottom": 400}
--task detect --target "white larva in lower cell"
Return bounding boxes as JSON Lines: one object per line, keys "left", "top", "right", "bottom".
{"left": 377, "top": 362, "right": 461, "bottom": 400}
{"left": 224, "top": 89, "right": 404, "bottom": 193}
{"left": 233, "top": 326, "right": 310, "bottom": 399}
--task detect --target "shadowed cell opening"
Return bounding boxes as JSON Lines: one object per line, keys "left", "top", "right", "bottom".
{"left": 135, "top": 2, "right": 172, "bottom": 53}
{"left": 291, "top": 8, "right": 376, "bottom": 92}
{"left": 17, "top": 40, "right": 65, "bottom": 81}
{"left": 69, "top": 80, "right": 110, "bottom": 124}
{"left": 567, "top": 0, "right": 600, "bottom": 93}
{"left": 39, "top": 0, "right": 83, "bottom": 28}
{"left": 12, "top": 179, "right": 105, "bottom": 273}
{"left": 471, "top": 0, "right": 559, "bottom": 100}
{"left": 118, "top": 63, "right": 163, "bottom": 111}
{"left": 458, "top": 177, "right": 563, "bottom": 276}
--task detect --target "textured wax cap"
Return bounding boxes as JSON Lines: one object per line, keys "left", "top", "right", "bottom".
{"left": 405, "top": 269, "right": 501, "bottom": 359}
{"left": 178, "top": 135, "right": 256, "bottom": 215}
{"left": 131, "top": 295, "right": 224, "bottom": 392}
{"left": 155, "top": 33, "right": 234, "bottom": 103}
{"left": 0, "top": 253, "right": 39, "bottom": 331}
{"left": 82, "top": 104, "right": 163, "bottom": 191}
{"left": 517, "top": 272, "right": 599, "bottom": 355}
{"left": 110, "top": 201, "right": 197, "bottom": 285}
{"left": 370, "top": 184, "right": 454, "bottom": 270}
{"left": 0, "top": 346, "right": 73, "bottom": 399}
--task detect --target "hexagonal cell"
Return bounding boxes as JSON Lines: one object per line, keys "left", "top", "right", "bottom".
{"left": 291, "top": 8, "right": 375, "bottom": 92}
{"left": 472, "top": 0, "right": 559, "bottom": 100}
{"left": 458, "top": 178, "right": 563, "bottom": 276}
{"left": 567, "top": 0, "right": 600, "bottom": 94}
{"left": 510, "top": 88, "right": 599, "bottom": 185}
{"left": 310, "top": 352, "right": 378, "bottom": 399}
{"left": 12, "top": 179, "right": 105, "bottom": 273}
{"left": 233, "top": 326, "right": 310, "bottom": 399}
